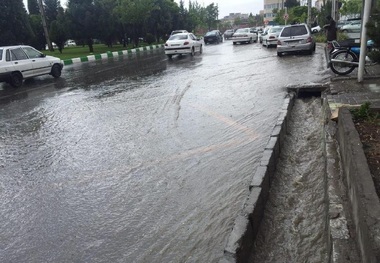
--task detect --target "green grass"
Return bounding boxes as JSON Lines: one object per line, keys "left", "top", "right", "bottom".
{"left": 42, "top": 43, "right": 163, "bottom": 60}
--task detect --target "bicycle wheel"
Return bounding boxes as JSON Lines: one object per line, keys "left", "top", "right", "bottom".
{"left": 330, "top": 50, "right": 358, "bottom": 75}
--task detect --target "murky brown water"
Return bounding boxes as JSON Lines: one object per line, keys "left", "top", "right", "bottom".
{"left": 250, "top": 98, "right": 329, "bottom": 262}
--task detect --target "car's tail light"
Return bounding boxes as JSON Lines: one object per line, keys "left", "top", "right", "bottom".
{"left": 183, "top": 41, "right": 189, "bottom": 45}
{"left": 269, "top": 36, "right": 275, "bottom": 39}
{"left": 165, "top": 43, "right": 168, "bottom": 46}
{"left": 306, "top": 37, "right": 312, "bottom": 43}
{"left": 277, "top": 40, "right": 281, "bottom": 45}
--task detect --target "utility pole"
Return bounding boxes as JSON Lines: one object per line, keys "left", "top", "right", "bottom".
{"left": 38, "top": 0, "right": 53, "bottom": 51}
{"left": 307, "top": 0, "right": 312, "bottom": 26}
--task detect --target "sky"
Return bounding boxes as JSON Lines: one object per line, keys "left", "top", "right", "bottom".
{"left": 23, "top": 0, "right": 263, "bottom": 19}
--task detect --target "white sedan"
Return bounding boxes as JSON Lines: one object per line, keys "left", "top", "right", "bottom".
{"left": 164, "top": 33, "right": 203, "bottom": 59}
{"left": 0, "top": 45, "right": 63, "bottom": 88}
{"left": 262, "top": 25, "right": 285, "bottom": 48}
{"left": 232, "top": 28, "right": 258, "bottom": 44}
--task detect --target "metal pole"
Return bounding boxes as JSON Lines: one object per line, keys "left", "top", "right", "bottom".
{"left": 358, "top": 0, "right": 373, "bottom": 82}
{"left": 38, "top": 0, "right": 53, "bottom": 51}
{"left": 307, "top": 0, "right": 312, "bottom": 26}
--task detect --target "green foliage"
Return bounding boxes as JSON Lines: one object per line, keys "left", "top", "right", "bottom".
{"left": 27, "top": 0, "right": 40, "bottom": 15}
{"left": 350, "top": 102, "right": 379, "bottom": 123}
{"left": 0, "top": 0, "right": 34, "bottom": 46}
{"left": 145, "top": 33, "right": 155, "bottom": 44}
{"left": 339, "top": 0, "right": 362, "bottom": 17}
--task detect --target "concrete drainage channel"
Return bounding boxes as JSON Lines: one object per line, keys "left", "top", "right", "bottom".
{"left": 221, "top": 84, "right": 380, "bottom": 263}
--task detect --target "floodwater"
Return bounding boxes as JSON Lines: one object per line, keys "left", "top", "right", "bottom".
{"left": 0, "top": 42, "right": 329, "bottom": 262}
{"left": 251, "top": 98, "right": 329, "bottom": 262}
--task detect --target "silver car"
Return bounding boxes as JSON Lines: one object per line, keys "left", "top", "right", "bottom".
{"left": 276, "top": 24, "right": 316, "bottom": 57}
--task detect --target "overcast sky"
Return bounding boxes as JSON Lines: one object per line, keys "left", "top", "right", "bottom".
{"left": 23, "top": 0, "right": 263, "bottom": 19}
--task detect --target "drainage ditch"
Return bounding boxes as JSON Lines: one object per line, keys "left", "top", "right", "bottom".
{"left": 250, "top": 96, "right": 329, "bottom": 262}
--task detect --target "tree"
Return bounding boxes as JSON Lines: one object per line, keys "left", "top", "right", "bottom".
{"left": 49, "top": 8, "right": 68, "bottom": 53}
{"left": 117, "top": 0, "right": 155, "bottom": 47}
{"left": 0, "top": 0, "right": 34, "bottom": 46}
{"left": 66, "top": 0, "right": 97, "bottom": 52}
{"left": 339, "top": 0, "right": 362, "bottom": 18}
{"left": 44, "top": 0, "right": 60, "bottom": 25}
{"left": 28, "top": 0, "right": 40, "bottom": 15}
{"left": 94, "top": 0, "right": 118, "bottom": 47}
{"left": 367, "top": 7, "right": 380, "bottom": 62}
{"left": 29, "top": 14, "right": 46, "bottom": 50}
{"left": 147, "top": 0, "right": 178, "bottom": 42}
{"left": 285, "top": 0, "right": 299, "bottom": 9}
{"left": 205, "top": 3, "right": 218, "bottom": 30}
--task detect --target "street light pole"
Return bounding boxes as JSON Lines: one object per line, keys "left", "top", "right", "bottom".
{"left": 38, "top": 0, "right": 53, "bottom": 51}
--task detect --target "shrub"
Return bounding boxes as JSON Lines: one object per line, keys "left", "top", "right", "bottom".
{"left": 145, "top": 33, "right": 155, "bottom": 45}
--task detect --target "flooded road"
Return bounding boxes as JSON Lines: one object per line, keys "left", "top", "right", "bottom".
{"left": 0, "top": 42, "right": 329, "bottom": 262}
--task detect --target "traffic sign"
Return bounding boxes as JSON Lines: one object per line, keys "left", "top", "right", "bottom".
{"left": 283, "top": 14, "right": 289, "bottom": 20}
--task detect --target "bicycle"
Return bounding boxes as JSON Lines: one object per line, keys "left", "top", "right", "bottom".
{"left": 326, "top": 39, "right": 377, "bottom": 75}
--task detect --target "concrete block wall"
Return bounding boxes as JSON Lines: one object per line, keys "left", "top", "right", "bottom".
{"left": 337, "top": 108, "right": 380, "bottom": 263}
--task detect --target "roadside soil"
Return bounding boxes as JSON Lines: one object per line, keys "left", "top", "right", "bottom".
{"left": 353, "top": 119, "right": 380, "bottom": 200}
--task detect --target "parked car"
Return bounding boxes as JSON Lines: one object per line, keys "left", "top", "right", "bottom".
{"left": 0, "top": 45, "right": 63, "bottom": 87}
{"left": 170, "top": 30, "right": 188, "bottom": 36}
{"left": 223, "top": 29, "right": 235, "bottom": 40}
{"left": 164, "top": 33, "right": 203, "bottom": 59}
{"left": 340, "top": 20, "right": 361, "bottom": 33}
{"left": 311, "top": 25, "right": 321, "bottom": 33}
{"left": 65, "top": 40, "right": 76, "bottom": 46}
{"left": 337, "top": 20, "right": 349, "bottom": 30}
{"left": 276, "top": 23, "right": 316, "bottom": 57}
{"left": 232, "top": 28, "right": 258, "bottom": 45}
{"left": 259, "top": 27, "right": 271, "bottom": 43}
{"left": 262, "top": 25, "right": 285, "bottom": 47}
{"left": 204, "top": 30, "right": 223, "bottom": 44}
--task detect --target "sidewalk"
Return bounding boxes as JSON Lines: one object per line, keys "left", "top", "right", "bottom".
{"left": 325, "top": 64, "right": 380, "bottom": 262}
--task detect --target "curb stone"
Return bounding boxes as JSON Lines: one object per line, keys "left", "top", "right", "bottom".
{"left": 62, "top": 44, "right": 164, "bottom": 66}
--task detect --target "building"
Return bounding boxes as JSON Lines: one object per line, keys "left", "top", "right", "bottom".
{"left": 221, "top": 13, "right": 250, "bottom": 25}
{"left": 263, "top": 0, "right": 284, "bottom": 23}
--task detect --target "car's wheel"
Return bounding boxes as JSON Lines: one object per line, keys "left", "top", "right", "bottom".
{"left": 249, "top": 38, "right": 253, "bottom": 44}
{"left": 233, "top": 42, "right": 236, "bottom": 45}
{"left": 51, "top": 64, "right": 62, "bottom": 78}
{"left": 277, "top": 52, "right": 283, "bottom": 57}
{"left": 10, "top": 72, "right": 23, "bottom": 88}
{"left": 190, "top": 47, "right": 195, "bottom": 56}
{"left": 167, "top": 54, "right": 172, "bottom": 59}
{"left": 265, "top": 40, "right": 269, "bottom": 48}
{"left": 199, "top": 45, "right": 203, "bottom": 54}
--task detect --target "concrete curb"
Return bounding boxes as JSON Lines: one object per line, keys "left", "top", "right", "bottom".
{"left": 61, "top": 44, "right": 164, "bottom": 66}
{"left": 220, "top": 92, "right": 296, "bottom": 263}
{"left": 336, "top": 108, "right": 380, "bottom": 263}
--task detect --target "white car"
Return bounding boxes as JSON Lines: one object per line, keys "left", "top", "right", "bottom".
{"left": 0, "top": 45, "right": 63, "bottom": 87}
{"left": 232, "top": 28, "right": 258, "bottom": 44}
{"left": 164, "top": 33, "right": 203, "bottom": 59}
{"left": 262, "top": 25, "right": 285, "bottom": 47}
{"left": 341, "top": 20, "right": 361, "bottom": 33}
{"left": 66, "top": 40, "right": 76, "bottom": 46}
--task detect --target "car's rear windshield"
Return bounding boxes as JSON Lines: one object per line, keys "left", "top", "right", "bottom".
{"left": 281, "top": 25, "right": 308, "bottom": 37}
{"left": 169, "top": 34, "right": 188, "bottom": 40}
{"left": 270, "top": 27, "right": 283, "bottom": 33}
{"left": 0, "top": 49, "right": 2, "bottom": 60}
{"left": 236, "top": 28, "right": 249, "bottom": 33}
{"left": 205, "top": 32, "right": 216, "bottom": 36}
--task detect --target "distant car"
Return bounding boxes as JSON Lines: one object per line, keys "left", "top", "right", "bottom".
{"left": 337, "top": 20, "right": 349, "bottom": 30}
{"left": 0, "top": 45, "right": 63, "bottom": 87}
{"left": 276, "top": 23, "right": 316, "bottom": 56}
{"left": 164, "top": 32, "right": 203, "bottom": 59}
{"left": 262, "top": 25, "right": 285, "bottom": 47}
{"left": 259, "top": 27, "right": 271, "bottom": 43}
{"left": 232, "top": 28, "right": 258, "bottom": 44}
{"left": 311, "top": 25, "right": 321, "bottom": 33}
{"left": 204, "top": 30, "right": 223, "bottom": 44}
{"left": 223, "top": 29, "right": 235, "bottom": 40}
{"left": 170, "top": 30, "right": 188, "bottom": 36}
{"left": 341, "top": 20, "right": 361, "bottom": 33}
{"left": 66, "top": 40, "right": 76, "bottom": 46}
